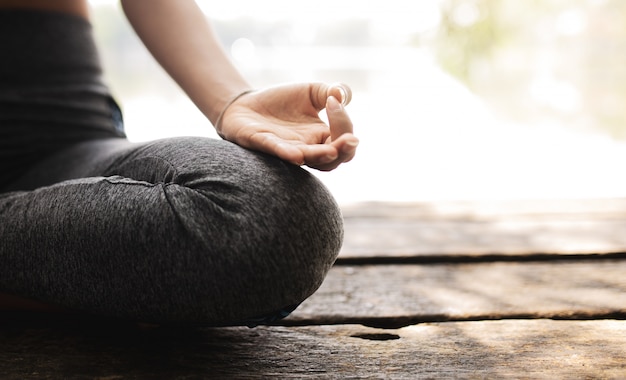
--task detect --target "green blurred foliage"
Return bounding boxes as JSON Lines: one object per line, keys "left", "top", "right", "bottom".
{"left": 426, "top": 0, "right": 626, "bottom": 138}
{"left": 434, "top": 0, "right": 505, "bottom": 84}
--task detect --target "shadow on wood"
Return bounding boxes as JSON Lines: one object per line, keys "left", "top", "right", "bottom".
{"left": 1, "top": 316, "right": 625, "bottom": 379}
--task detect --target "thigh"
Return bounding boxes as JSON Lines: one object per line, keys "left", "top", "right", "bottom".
{"left": 0, "top": 136, "right": 343, "bottom": 325}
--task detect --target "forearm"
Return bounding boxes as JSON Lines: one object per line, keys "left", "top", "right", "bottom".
{"left": 120, "top": 0, "right": 251, "bottom": 124}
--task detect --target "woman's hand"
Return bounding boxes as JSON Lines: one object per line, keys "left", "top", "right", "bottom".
{"left": 216, "top": 83, "right": 359, "bottom": 171}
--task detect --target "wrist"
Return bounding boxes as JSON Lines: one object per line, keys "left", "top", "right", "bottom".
{"left": 213, "top": 89, "right": 255, "bottom": 132}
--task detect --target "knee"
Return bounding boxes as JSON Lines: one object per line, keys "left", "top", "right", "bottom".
{"left": 239, "top": 164, "right": 343, "bottom": 320}
{"left": 158, "top": 138, "right": 343, "bottom": 323}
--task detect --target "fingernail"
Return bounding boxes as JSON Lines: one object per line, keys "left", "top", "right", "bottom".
{"left": 327, "top": 96, "right": 342, "bottom": 112}
{"left": 346, "top": 139, "right": 359, "bottom": 148}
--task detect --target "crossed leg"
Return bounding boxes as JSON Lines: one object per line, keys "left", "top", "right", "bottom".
{"left": 0, "top": 137, "right": 343, "bottom": 326}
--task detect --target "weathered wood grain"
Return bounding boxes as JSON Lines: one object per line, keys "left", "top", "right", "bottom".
{"left": 286, "top": 260, "right": 626, "bottom": 326}
{"left": 1, "top": 320, "right": 624, "bottom": 379}
{"left": 341, "top": 218, "right": 626, "bottom": 258}
{"left": 340, "top": 200, "right": 626, "bottom": 258}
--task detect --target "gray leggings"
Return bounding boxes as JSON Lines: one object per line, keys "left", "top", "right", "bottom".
{"left": 0, "top": 137, "right": 343, "bottom": 325}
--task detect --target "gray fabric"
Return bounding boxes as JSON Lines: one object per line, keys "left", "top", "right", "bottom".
{"left": 0, "top": 137, "right": 343, "bottom": 325}
{"left": 0, "top": 8, "right": 343, "bottom": 326}
{"left": 0, "top": 10, "right": 103, "bottom": 86}
{"left": 0, "top": 10, "right": 126, "bottom": 185}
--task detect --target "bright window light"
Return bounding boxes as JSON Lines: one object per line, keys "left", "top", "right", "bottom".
{"left": 89, "top": 0, "right": 626, "bottom": 203}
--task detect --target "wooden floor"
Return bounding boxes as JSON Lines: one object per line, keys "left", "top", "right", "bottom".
{"left": 2, "top": 199, "right": 626, "bottom": 379}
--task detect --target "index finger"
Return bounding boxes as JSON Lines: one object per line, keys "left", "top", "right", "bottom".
{"left": 310, "top": 83, "right": 353, "bottom": 111}
{"left": 327, "top": 83, "right": 352, "bottom": 106}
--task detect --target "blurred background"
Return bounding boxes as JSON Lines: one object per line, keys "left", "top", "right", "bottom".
{"left": 89, "top": 0, "right": 626, "bottom": 204}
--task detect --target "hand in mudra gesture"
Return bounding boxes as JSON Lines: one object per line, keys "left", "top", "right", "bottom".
{"left": 216, "top": 83, "right": 358, "bottom": 171}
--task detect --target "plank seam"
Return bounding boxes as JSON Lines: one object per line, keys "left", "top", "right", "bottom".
{"left": 335, "top": 251, "right": 626, "bottom": 265}
{"left": 279, "top": 311, "right": 626, "bottom": 329}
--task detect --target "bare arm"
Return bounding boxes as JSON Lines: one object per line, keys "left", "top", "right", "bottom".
{"left": 120, "top": 0, "right": 250, "bottom": 124}
{"left": 121, "top": 0, "right": 358, "bottom": 170}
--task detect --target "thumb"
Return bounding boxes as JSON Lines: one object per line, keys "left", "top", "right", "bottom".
{"left": 327, "top": 95, "right": 354, "bottom": 141}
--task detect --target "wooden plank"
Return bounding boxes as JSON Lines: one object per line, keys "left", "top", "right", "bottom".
{"left": 286, "top": 260, "right": 626, "bottom": 326}
{"left": 341, "top": 218, "right": 626, "bottom": 258}
{"left": 340, "top": 200, "right": 626, "bottom": 258}
{"left": 1, "top": 320, "right": 625, "bottom": 378}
